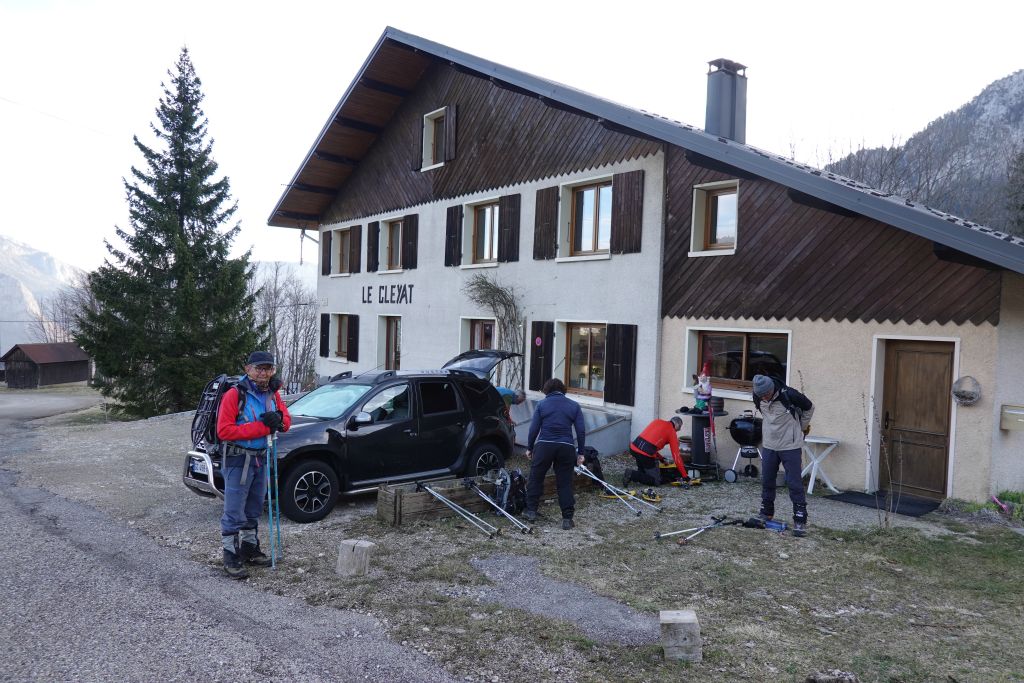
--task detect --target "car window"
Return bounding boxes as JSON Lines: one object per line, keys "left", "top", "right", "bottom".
{"left": 288, "top": 383, "right": 372, "bottom": 420}
{"left": 361, "top": 383, "right": 411, "bottom": 423}
{"left": 419, "top": 381, "right": 461, "bottom": 415}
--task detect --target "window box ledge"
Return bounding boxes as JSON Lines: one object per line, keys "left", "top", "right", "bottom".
{"left": 328, "top": 273, "right": 352, "bottom": 278}
{"left": 419, "top": 162, "right": 445, "bottom": 172}
{"left": 687, "top": 249, "right": 736, "bottom": 258}
{"left": 460, "top": 262, "right": 498, "bottom": 270}
{"left": 327, "top": 357, "right": 351, "bottom": 365}
{"left": 555, "top": 253, "right": 612, "bottom": 263}
{"left": 377, "top": 269, "right": 405, "bottom": 275}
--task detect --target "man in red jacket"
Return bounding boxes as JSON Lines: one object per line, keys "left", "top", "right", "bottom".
{"left": 216, "top": 351, "right": 291, "bottom": 578}
{"left": 622, "top": 416, "right": 688, "bottom": 487}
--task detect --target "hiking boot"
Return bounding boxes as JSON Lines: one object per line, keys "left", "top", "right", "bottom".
{"left": 223, "top": 549, "right": 249, "bottom": 579}
{"left": 561, "top": 518, "right": 575, "bottom": 530}
{"left": 792, "top": 522, "right": 807, "bottom": 538}
{"left": 240, "top": 541, "right": 273, "bottom": 567}
{"left": 758, "top": 512, "right": 774, "bottom": 523}
{"left": 621, "top": 470, "right": 633, "bottom": 489}
{"left": 523, "top": 509, "right": 538, "bottom": 523}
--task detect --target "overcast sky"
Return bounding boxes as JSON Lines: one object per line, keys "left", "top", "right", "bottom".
{"left": 1, "top": 0, "right": 1021, "bottom": 273}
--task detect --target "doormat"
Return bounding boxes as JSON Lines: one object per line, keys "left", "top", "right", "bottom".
{"left": 825, "top": 491, "right": 940, "bottom": 518}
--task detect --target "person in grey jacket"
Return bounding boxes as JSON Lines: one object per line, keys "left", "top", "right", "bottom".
{"left": 752, "top": 374, "right": 814, "bottom": 536}
{"left": 524, "top": 378, "right": 586, "bottom": 530}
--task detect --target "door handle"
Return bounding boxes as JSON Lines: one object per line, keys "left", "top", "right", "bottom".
{"left": 403, "top": 429, "right": 418, "bottom": 436}
{"left": 883, "top": 411, "right": 890, "bottom": 430}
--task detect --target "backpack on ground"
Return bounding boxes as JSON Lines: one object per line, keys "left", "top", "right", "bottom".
{"left": 493, "top": 468, "right": 527, "bottom": 515}
{"left": 190, "top": 374, "right": 244, "bottom": 454}
{"left": 580, "top": 446, "right": 604, "bottom": 482}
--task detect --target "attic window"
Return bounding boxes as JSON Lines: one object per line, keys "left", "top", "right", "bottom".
{"left": 689, "top": 180, "right": 739, "bottom": 256}
{"left": 421, "top": 106, "right": 456, "bottom": 170}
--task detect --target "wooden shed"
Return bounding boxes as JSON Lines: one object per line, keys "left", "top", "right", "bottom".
{"left": 1, "top": 343, "right": 91, "bottom": 389}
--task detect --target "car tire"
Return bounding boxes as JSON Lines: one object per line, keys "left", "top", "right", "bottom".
{"left": 465, "top": 442, "right": 505, "bottom": 478}
{"left": 280, "top": 459, "right": 340, "bottom": 523}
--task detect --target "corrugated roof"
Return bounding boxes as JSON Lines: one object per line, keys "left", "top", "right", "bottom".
{"left": 269, "top": 26, "right": 1024, "bottom": 276}
{"left": 1, "top": 343, "right": 90, "bottom": 364}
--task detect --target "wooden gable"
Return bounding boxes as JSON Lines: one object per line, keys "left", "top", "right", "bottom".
{"left": 321, "top": 62, "right": 661, "bottom": 224}
{"left": 661, "top": 145, "right": 1002, "bottom": 325}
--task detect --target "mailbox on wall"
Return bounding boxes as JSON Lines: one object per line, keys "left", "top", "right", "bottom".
{"left": 1000, "top": 405, "right": 1024, "bottom": 431}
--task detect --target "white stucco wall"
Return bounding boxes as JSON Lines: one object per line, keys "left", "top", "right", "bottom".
{"left": 659, "top": 315, "right": 999, "bottom": 501}
{"left": 990, "top": 271, "right": 1024, "bottom": 494}
{"left": 318, "top": 152, "right": 667, "bottom": 435}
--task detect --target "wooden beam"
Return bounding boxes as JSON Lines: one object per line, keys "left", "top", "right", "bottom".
{"left": 313, "top": 151, "right": 359, "bottom": 166}
{"left": 358, "top": 76, "right": 411, "bottom": 98}
{"left": 333, "top": 116, "right": 383, "bottom": 135}
{"left": 787, "top": 188, "right": 859, "bottom": 217}
{"left": 933, "top": 242, "right": 1002, "bottom": 270}
{"left": 684, "top": 150, "right": 759, "bottom": 180}
{"left": 291, "top": 182, "right": 336, "bottom": 196}
{"left": 276, "top": 209, "right": 320, "bottom": 223}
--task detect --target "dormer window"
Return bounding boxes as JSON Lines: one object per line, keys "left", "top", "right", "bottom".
{"left": 421, "top": 106, "right": 456, "bottom": 170}
{"left": 690, "top": 180, "right": 739, "bottom": 256}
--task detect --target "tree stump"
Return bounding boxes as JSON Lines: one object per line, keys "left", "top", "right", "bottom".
{"left": 335, "top": 539, "right": 375, "bottom": 577}
{"left": 660, "top": 609, "right": 701, "bottom": 662}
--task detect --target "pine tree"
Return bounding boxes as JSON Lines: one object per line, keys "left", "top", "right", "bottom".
{"left": 77, "top": 48, "right": 263, "bottom": 417}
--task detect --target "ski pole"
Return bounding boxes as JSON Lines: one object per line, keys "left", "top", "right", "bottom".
{"left": 574, "top": 465, "right": 641, "bottom": 516}
{"left": 575, "top": 464, "right": 662, "bottom": 513}
{"left": 653, "top": 525, "right": 704, "bottom": 540}
{"left": 463, "top": 479, "right": 532, "bottom": 533}
{"left": 417, "top": 483, "right": 500, "bottom": 538}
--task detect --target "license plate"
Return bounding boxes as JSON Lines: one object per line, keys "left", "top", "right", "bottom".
{"left": 190, "top": 458, "right": 209, "bottom": 476}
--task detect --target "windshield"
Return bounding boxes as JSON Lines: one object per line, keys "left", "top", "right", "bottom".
{"left": 287, "top": 383, "right": 373, "bottom": 420}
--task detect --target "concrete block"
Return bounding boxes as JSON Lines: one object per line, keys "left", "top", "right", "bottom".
{"left": 660, "top": 609, "right": 701, "bottom": 662}
{"left": 335, "top": 539, "right": 375, "bottom": 576}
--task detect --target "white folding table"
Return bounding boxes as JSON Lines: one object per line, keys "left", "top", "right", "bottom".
{"left": 800, "top": 436, "right": 841, "bottom": 495}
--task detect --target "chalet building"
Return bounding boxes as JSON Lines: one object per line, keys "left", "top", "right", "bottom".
{"left": 1, "top": 342, "right": 91, "bottom": 389}
{"left": 269, "top": 28, "right": 1024, "bottom": 503}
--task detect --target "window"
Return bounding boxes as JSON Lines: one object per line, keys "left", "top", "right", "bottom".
{"left": 469, "top": 319, "right": 495, "bottom": 350}
{"left": 386, "top": 220, "right": 403, "bottom": 270}
{"left": 697, "top": 330, "right": 788, "bottom": 391}
{"left": 333, "top": 229, "right": 351, "bottom": 274}
{"left": 472, "top": 203, "right": 499, "bottom": 263}
{"left": 421, "top": 107, "right": 450, "bottom": 169}
{"left": 383, "top": 316, "right": 401, "bottom": 370}
{"left": 419, "top": 381, "right": 460, "bottom": 415}
{"left": 566, "top": 323, "right": 607, "bottom": 397}
{"left": 571, "top": 182, "right": 612, "bottom": 255}
{"left": 362, "top": 383, "right": 410, "bottom": 423}
{"left": 334, "top": 314, "right": 350, "bottom": 358}
{"left": 691, "top": 181, "right": 739, "bottom": 254}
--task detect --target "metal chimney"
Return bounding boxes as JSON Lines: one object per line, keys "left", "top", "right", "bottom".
{"left": 705, "top": 58, "right": 747, "bottom": 143}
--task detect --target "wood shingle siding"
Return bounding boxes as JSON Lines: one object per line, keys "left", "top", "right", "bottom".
{"left": 533, "top": 186, "right": 559, "bottom": 260}
{"left": 497, "top": 193, "right": 521, "bottom": 262}
{"left": 322, "top": 65, "right": 660, "bottom": 224}
{"left": 661, "top": 146, "right": 1002, "bottom": 325}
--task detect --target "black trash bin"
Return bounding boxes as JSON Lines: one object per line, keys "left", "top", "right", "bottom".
{"left": 687, "top": 410, "right": 726, "bottom": 479}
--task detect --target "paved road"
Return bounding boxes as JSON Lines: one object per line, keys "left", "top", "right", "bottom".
{"left": 0, "top": 390, "right": 103, "bottom": 421}
{"left": 0, "top": 396, "right": 456, "bottom": 682}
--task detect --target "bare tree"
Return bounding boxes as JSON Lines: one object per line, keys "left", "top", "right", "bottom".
{"left": 250, "top": 263, "right": 318, "bottom": 392}
{"left": 461, "top": 272, "right": 525, "bottom": 390}
{"left": 31, "top": 272, "right": 97, "bottom": 344}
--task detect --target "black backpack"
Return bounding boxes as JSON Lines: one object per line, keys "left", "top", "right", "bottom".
{"left": 580, "top": 446, "right": 604, "bottom": 482}
{"left": 493, "top": 468, "right": 527, "bottom": 515}
{"left": 190, "top": 374, "right": 244, "bottom": 454}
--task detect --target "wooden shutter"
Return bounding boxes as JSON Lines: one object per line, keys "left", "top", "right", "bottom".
{"left": 443, "top": 104, "right": 457, "bottom": 162}
{"left": 346, "top": 315, "right": 360, "bottom": 363}
{"left": 604, "top": 323, "right": 637, "bottom": 406}
{"left": 319, "top": 314, "right": 330, "bottom": 358}
{"left": 402, "top": 213, "right": 419, "bottom": 269}
{"left": 497, "top": 193, "right": 521, "bottom": 263}
{"left": 610, "top": 170, "right": 644, "bottom": 254}
{"left": 444, "top": 205, "right": 462, "bottom": 267}
{"left": 533, "top": 186, "right": 559, "bottom": 260}
{"left": 367, "top": 221, "right": 379, "bottom": 273}
{"left": 349, "top": 226, "right": 361, "bottom": 274}
{"left": 528, "top": 320, "right": 554, "bottom": 392}
{"left": 321, "top": 230, "right": 332, "bottom": 276}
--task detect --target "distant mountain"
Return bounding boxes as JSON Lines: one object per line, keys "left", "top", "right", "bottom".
{"left": 827, "top": 69, "right": 1024, "bottom": 235}
{"left": 0, "top": 235, "right": 84, "bottom": 356}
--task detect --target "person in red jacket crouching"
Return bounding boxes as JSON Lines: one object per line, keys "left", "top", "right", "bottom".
{"left": 216, "top": 351, "right": 292, "bottom": 578}
{"left": 622, "top": 416, "right": 688, "bottom": 488}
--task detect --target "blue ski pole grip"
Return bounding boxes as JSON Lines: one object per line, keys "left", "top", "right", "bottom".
{"left": 765, "top": 519, "right": 788, "bottom": 532}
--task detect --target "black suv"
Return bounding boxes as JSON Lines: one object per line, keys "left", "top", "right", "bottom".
{"left": 182, "top": 351, "right": 519, "bottom": 523}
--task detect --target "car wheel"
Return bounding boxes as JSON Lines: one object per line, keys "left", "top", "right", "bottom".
{"left": 465, "top": 442, "right": 505, "bottom": 477}
{"left": 280, "top": 459, "right": 340, "bottom": 523}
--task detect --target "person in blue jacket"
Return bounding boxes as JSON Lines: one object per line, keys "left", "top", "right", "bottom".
{"left": 524, "top": 378, "right": 586, "bottom": 530}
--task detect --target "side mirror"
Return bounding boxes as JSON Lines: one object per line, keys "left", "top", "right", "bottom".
{"left": 348, "top": 411, "right": 373, "bottom": 430}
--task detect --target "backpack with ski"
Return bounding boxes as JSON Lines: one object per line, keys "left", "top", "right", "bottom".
{"left": 190, "top": 374, "right": 244, "bottom": 454}
{"left": 492, "top": 468, "right": 527, "bottom": 515}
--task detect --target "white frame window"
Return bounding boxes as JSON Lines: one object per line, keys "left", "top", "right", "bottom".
{"left": 377, "top": 216, "right": 404, "bottom": 273}
{"left": 682, "top": 325, "right": 792, "bottom": 400}
{"left": 379, "top": 315, "right": 402, "bottom": 370}
{"left": 689, "top": 180, "right": 739, "bottom": 257}
{"left": 331, "top": 227, "right": 353, "bottom": 275}
{"left": 556, "top": 174, "right": 614, "bottom": 262}
{"left": 333, "top": 313, "right": 352, "bottom": 360}
{"left": 460, "top": 317, "right": 497, "bottom": 352}
{"left": 459, "top": 197, "right": 501, "bottom": 268}
{"left": 421, "top": 107, "right": 447, "bottom": 171}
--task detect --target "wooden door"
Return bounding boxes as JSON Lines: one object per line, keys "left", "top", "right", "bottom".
{"left": 880, "top": 340, "right": 953, "bottom": 499}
